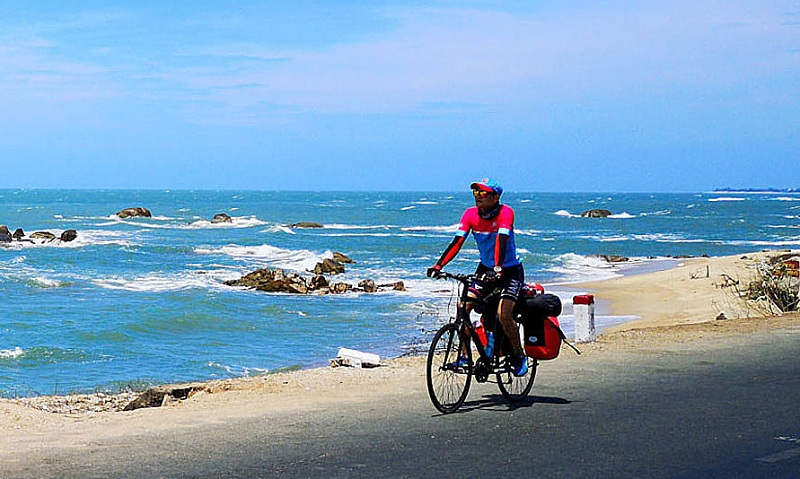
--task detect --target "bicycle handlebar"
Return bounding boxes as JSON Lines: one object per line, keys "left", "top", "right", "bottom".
{"left": 430, "top": 270, "right": 502, "bottom": 285}
{"left": 430, "top": 270, "right": 474, "bottom": 283}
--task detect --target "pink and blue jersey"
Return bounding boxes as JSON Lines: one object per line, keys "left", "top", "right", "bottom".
{"left": 434, "top": 205, "right": 520, "bottom": 270}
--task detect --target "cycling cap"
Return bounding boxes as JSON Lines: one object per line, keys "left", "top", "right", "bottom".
{"left": 470, "top": 178, "right": 503, "bottom": 196}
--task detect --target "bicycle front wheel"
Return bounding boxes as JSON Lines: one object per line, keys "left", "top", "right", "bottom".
{"left": 497, "top": 356, "right": 537, "bottom": 403}
{"left": 426, "top": 323, "right": 472, "bottom": 414}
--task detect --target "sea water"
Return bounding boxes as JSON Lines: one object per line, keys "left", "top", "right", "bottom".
{"left": 1, "top": 189, "right": 798, "bottom": 396}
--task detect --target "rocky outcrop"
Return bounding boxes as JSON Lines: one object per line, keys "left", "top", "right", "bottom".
{"left": 224, "top": 268, "right": 308, "bottom": 294}
{"left": 308, "top": 253, "right": 354, "bottom": 275}
{"left": 332, "top": 252, "right": 354, "bottom": 264}
{"left": 60, "top": 229, "right": 78, "bottom": 242}
{"left": 116, "top": 207, "right": 152, "bottom": 218}
{"left": 224, "top": 267, "right": 405, "bottom": 295}
{"left": 595, "top": 254, "right": 629, "bottom": 263}
{"left": 313, "top": 258, "right": 346, "bottom": 275}
{"left": 0, "top": 226, "right": 78, "bottom": 244}
{"left": 212, "top": 213, "right": 232, "bottom": 224}
{"left": 30, "top": 231, "right": 56, "bottom": 241}
{"left": 123, "top": 383, "right": 209, "bottom": 411}
{"left": 581, "top": 209, "right": 612, "bottom": 218}
{"left": 359, "top": 279, "right": 377, "bottom": 293}
{"left": 287, "top": 222, "right": 323, "bottom": 228}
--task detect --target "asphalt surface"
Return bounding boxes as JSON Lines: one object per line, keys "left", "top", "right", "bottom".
{"left": 5, "top": 326, "right": 800, "bottom": 479}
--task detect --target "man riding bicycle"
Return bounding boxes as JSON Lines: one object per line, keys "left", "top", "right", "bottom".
{"left": 427, "top": 178, "right": 528, "bottom": 376}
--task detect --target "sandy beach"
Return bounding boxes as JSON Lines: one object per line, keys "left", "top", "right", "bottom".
{"left": 1, "top": 250, "right": 798, "bottom": 475}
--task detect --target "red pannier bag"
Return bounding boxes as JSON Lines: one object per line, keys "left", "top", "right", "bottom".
{"left": 524, "top": 316, "right": 563, "bottom": 360}
{"left": 516, "top": 283, "right": 565, "bottom": 360}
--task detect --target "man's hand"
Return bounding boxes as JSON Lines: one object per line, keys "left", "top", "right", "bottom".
{"left": 426, "top": 267, "right": 444, "bottom": 279}
{"left": 481, "top": 270, "right": 500, "bottom": 282}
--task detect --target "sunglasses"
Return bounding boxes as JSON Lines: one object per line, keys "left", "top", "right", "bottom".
{"left": 472, "top": 189, "right": 494, "bottom": 198}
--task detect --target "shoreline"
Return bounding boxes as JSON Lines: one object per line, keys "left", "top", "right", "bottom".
{"left": 1, "top": 250, "right": 798, "bottom": 468}
{"left": 1, "top": 250, "right": 796, "bottom": 419}
{"left": 573, "top": 250, "right": 782, "bottom": 332}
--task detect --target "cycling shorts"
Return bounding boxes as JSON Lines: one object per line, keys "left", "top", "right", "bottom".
{"left": 469, "top": 263, "right": 525, "bottom": 302}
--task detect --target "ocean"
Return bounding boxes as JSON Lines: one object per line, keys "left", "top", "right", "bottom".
{"left": 1, "top": 189, "right": 799, "bottom": 397}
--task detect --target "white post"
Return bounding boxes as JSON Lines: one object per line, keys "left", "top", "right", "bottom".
{"left": 573, "top": 294, "right": 596, "bottom": 343}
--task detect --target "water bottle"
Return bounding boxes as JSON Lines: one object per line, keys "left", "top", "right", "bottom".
{"left": 473, "top": 320, "right": 487, "bottom": 348}
{"left": 485, "top": 332, "right": 494, "bottom": 358}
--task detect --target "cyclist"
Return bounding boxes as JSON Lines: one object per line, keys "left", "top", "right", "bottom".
{"left": 426, "top": 178, "right": 528, "bottom": 376}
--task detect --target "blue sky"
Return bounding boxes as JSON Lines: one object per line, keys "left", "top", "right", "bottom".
{"left": 1, "top": 1, "right": 798, "bottom": 192}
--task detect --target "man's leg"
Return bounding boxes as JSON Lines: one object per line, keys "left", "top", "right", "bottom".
{"left": 497, "top": 298, "right": 523, "bottom": 356}
{"left": 456, "top": 291, "right": 478, "bottom": 358}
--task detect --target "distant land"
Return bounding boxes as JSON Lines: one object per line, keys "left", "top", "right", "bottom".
{"left": 713, "top": 187, "right": 800, "bottom": 193}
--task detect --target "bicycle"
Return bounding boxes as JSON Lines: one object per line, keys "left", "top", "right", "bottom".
{"left": 425, "top": 271, "right": 536, "bottom": 414}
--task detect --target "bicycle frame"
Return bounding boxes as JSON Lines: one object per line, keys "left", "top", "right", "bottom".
{"left": 440, "top": 272, "right": 507, "bottom": 372}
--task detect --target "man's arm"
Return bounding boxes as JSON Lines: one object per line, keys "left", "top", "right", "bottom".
{"left": 492, "top": 206, "right": 514, "bottom": 273}
{"left": 433, "top": 234, "right": 466, "bottom": 271}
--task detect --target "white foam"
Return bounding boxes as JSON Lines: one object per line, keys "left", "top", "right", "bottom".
{"left": 316, "top": 232, "right": 398, "bottom": 238}
{"left": 195, "top": 244, "right": 330, "bottom": 272}
{"left": 708, "top": 197, "right": 746, "bottom": 202}
{"left": 515, "top": 229, "right": 546, "bottom": 237}
{"left": 608, "top": 212, "right": 635, "bottom": 219}
{"left": 0, "top": 230, "right": 136, "bottom": 249}
{"left": 323, "top": 224, "right": 394, "bottom": 230}
{"left": 583, "top": 232, "right": 703, "bottom": 244}
{"left": 401, "top": 206, "right": 416, "bottom": 211}
{"left": 401, "top": 224, "right": 459, "bottom": 233}
{"left": 207, "top": 361, "right": 270, "bottom": 377}
{"left": 555, "top": 210, "right": 579, "bottom": 218}
{"left": 66, "top": 230, "right": 137, "bottom": 248}
{"left": 0, "top": 347, "right": 24, "bottom": 359}
{"left": 107, "top": 215, "right": 267, "bottom": 230}
{"left": 727, "top": 239, "right": 800, "bottom": 247}
{"left": 767, "top": 224, "right": 800, "bottom": 229}
{"left": 92, "top": 270, "right": 235, "bottom": 292}
{"left": 773, "top": 197, "right": 800, "bottom": 202}
{"left": 187, "top": 216, "right": 267, "bottom": 229}
{"left": 265, "top": 225, "right": 297, "bottom": 234}
{"left": 640, "top": 210, "right": 672, "bottom": 216}
{"left": 545, "top": 253, "right": 623, "bottom": 283}
{"left": 31, "top": 276, "right": 63, "bottom": 288}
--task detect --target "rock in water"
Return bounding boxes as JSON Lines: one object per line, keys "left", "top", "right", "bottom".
{"left": 116, "top": 207, "right": 152, "bottom": 218}
{"left": 287, "top": 222, "right": 323, "bottom": 228}
{"left": 313, "top": 258, "right": 345, "bottom": 275}
{"left": 211, "top": 213, "right": 232, "bottom": 223}
{"left": 30, "top": 231, "right": 56, "bottom": 242}
{"left": 581, "top": 209, "right": 612, "bottom": 218}
{"left": 60, "top": 230, "right": 78, "bottom": 242}
{"left": 358, "top": 279, "right": 377, "bottom": 293}
{"left": 332, "top": 252, "right": 354, "bottom": 264}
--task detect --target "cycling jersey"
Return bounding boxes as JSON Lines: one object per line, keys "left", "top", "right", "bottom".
{"left": 436, "top": 204, "right": 521, "bottom": 270}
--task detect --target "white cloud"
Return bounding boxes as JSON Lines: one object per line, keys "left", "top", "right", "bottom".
{"left": 0, "top": 2, "right": 796, "bottom": 126}
{"left": 154, "top": 1, "right": 798, "bottom": 120}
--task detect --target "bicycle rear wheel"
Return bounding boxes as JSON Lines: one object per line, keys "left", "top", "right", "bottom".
{"left": 497, "top": 356, "right": 536, "bottom": 403}
{"left": 426, "top": 323, "right": 472, "bottom": 414}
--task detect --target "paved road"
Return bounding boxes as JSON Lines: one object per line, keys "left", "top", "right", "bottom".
{"left": 5, "top": 327, "right": 800, "bottom": 478}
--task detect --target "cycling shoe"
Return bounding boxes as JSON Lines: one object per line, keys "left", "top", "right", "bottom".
{"left": 449, "top": 355, "right": 469, "bottom": 370}
{"left": 512, "top": 355, "right": 529, "bottom": 377}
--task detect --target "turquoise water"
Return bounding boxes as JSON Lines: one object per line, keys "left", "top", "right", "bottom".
{"left": 1, "top": 189, "right": 798, "bottom": 396}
